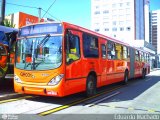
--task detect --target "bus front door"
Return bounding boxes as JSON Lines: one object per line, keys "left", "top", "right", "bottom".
{"left": 65, "top": 31, "right": 83, "bottom": 95}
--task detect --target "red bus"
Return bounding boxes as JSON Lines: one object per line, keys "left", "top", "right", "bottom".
{"left": 0, "top": 25, "right": 18, "bottom": 80}
{"left": 14, "top": 22, "right": 150, "bottom": 97}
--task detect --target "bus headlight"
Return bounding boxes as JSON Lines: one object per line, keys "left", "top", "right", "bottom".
{"left": 48, "top": 74, "right": 64, "bottom": 86}
{"left": 14, "top": 74, "right": 22, "bottom": 83}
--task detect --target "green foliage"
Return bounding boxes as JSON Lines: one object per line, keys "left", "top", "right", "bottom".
{"left": 2, "top": 19, "right": 15, "bottom": 28}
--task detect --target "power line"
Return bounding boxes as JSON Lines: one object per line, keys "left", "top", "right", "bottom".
{"left": 42, "top": 8, "right": 61, "bottom": 22}
{"left": 42, "top": 0, "right": 57, "bottom": 18}
{"left": 0, "top": 0, "right": 61, "bottom": 22}
{"left": 2, "top": 1, "right": 39, "bottom": 9}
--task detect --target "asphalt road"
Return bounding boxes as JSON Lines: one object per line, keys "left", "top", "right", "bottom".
{"left": 0, "top": 70, "right": 160, "bottom": 120}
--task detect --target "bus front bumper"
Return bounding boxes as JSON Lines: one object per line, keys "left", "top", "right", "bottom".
{"left": 14, "top": 82, "right": 64, "bottom": 97}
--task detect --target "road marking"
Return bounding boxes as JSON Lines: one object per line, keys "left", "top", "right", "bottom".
{"left": 38, "top": 86, "right": 124, "bottom": 116}
{"left": 0, "top": 96, "right": 34, "bottom": 104}
{"left": 128, "top": 107, "right": 134, "bottom": 110}
{"left": 109, "top": 105, "right": 116, "bottom": 108}
{"left": 148, "top": 109, "right": 155, "bottom": 113}
{"left": 88, "top": 91, "right": 120, "bottom": 107}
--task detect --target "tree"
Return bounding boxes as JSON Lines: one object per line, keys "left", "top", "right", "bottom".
{"left": 2, "top": 19, "right": 15, "bottom": 28}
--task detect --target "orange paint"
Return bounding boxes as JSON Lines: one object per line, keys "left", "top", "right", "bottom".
{"left": 14, "top": 22, "right": 150, "bottom": 97}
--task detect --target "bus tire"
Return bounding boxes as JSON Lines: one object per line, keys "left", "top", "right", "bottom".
{"left": 142, "top": 69, "right": 146, "bottom": 79}
{"left": 122, "top": 71, "right": 128, "bottom": 85}
{"left": 86, "top": 75, "right": 96, "bottom": 97}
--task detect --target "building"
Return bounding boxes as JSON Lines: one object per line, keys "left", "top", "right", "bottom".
{"left": 5, "top": 12, "right": 40, "bottom": 28}
{"left": 151, "top": 10, "right": 160, "bottom": 67}
{"left": 91, "top": 0, "right": 155, "bottom": 68}
{"left": 5, "top": 12, "right": 54, "bottom": 29}
{"left": 91, "top": 0, "right": 155, "bottom": 50}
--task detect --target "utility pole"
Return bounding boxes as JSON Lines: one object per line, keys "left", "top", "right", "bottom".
{"left": 38, "top": 7, "right": 42, "bottom": 22}
{"left": 1, "top": 0, "right": 6, "bottom": 25}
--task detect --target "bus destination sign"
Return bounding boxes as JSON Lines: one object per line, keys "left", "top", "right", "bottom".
{"left": 19, "top": 23, "right": 62, "bottom": 36}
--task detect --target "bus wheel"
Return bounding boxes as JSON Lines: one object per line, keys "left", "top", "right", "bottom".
{"left": 122, "top": 71, "right": 128, "bottom": 85}
{"left": 86, "top": 75, "right": 96, "bottom": 97}
{"left": 142, "top": 69, "right": 146, "bottom": 79}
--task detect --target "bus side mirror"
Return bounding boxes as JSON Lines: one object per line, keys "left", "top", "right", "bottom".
{"left": 66, "top": 30, "right": 75, "bottom": 49}
{"left": 66, "top": 31, "right": 75, "bottom": 49}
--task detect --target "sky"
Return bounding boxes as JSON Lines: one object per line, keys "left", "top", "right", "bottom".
{"left": 2, "top": 0, "right": 160, "bottom": 29}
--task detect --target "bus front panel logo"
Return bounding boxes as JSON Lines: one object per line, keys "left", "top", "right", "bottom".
{"left": 20, "top": 72, "right": 35, "bottom": 78}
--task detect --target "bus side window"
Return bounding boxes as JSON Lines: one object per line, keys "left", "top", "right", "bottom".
{"left": 135, "top": 50, "right": 139, "bottom": 61}
{"left": 127, "top": 48, "right": 130, "bottom": 59}
{"left": 142, "top": 52, "right": 144, "bottom": 62}
{"left": 0, "top": 31, "right": 8, "bottom": 45}
{"left": 107, "top": 41, "right": 116, "bottom": 59}
{"left": 122, "top": 46, "right": 128, "bottom": 60}
{"left": 83, "top": 33, "right": 99, "bottom": 58}
{"left": 115, "top": 44, "right": 122, "bottom": 60}
{"left": 101, "top": 44, "right": 106, "bottom": 59}
{"left": 66, "top": 34, "right": 80, "bottom": 64}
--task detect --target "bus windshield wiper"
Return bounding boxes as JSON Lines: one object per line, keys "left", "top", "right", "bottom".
{"left": 37, "top": 34, "right": 50, "bottom": 48}
{"left": 32, "top": 34, "right": 50, "bottom": 70}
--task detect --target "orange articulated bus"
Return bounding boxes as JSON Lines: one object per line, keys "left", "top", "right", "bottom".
{"left": 0, "top": 26, "right": 18, "bottom": 80}
{"left": 14, "top": 22, "right": 150, "bottom": 97}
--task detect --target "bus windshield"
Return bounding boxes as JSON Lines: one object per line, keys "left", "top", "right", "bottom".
{"left": 0, "top": 31, "right": 8, "bottom": 45}
{"left": 15, "top": 35, "right": 62, "bottom": 70}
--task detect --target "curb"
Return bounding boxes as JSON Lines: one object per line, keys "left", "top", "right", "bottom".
{"left": 150, "top": 68, "right": 160, "bottom": 72}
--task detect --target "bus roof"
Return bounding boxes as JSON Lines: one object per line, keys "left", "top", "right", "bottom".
{"left": 0, "top": 25, "right": 18, "bottom": 33}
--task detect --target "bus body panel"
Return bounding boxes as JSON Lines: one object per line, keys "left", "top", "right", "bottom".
{"left": 14, "top": 65, "right": 66, "bottom": 97}
{"left": 99, "top": 38, "right": 107, "bottom": 87}
{"left": 106, "top": 60, "right": 128, "bottom": 84}
{"left": 14, "top": 78, "right": 65, "bottom": 97}
{"left": 65, "top": 59, "right": 86, "bottom": 95}
{"left": 129, "top": 47, "right": 135, "bottom": 79}
{"left": 14, "top": 67, "right": 64, "bottom": 83}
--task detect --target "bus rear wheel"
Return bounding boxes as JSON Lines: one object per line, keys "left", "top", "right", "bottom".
{"left": 122, "top": 71, "right": 128, "bottom": 85}
{"left": 142, "top": 69, "right": 146, "bottom": 79}
{"left": 86, "top": 75, "right": 96, "bottom": 97}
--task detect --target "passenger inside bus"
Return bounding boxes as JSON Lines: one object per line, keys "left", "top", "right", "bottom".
{"left": 68, "top": 48, "right": 79, "bottom": 61}
{"left": 66, "top": 34, "right": 80, "bottom": 63}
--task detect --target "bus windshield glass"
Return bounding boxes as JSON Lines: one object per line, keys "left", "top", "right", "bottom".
{"left": 0, "top": 31, "right": 8, "bottom": 45}
{"left": 15, "top": 35, "right": 62, "bottom": 70}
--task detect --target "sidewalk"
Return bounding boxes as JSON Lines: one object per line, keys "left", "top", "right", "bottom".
{"left": 150, "top": 68, "right": 160, "bottom": 72}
